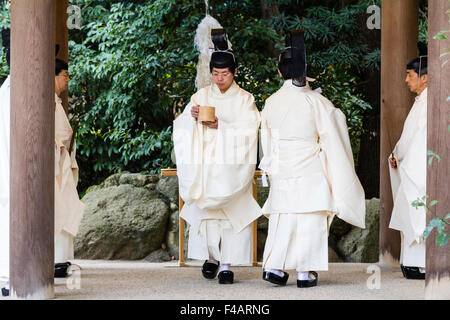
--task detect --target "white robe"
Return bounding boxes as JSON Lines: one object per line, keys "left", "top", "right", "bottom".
{"left": 259, "top": 80, "right": 366, "bottom": 271}
{"left": 260, "top": 80, "right": 366, "bottom": 227}
{"left": 389, "top": 88, "right": 427, "bottom": 268}
{"left": 173, "top": 81, "right": 261, "bottom": 263}
{"left": 54, "top": 94, "right": 85, "bottom": 262}
{"left": 0, "top": 76, "right": 10, "bottom": 280}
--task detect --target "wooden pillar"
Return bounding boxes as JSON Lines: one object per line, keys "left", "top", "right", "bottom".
{"left": 10, "top": 0, "right": 55, "bottom": 299}
{"left": 55, "top": 0, "right": 68, "bottom": 113}
{"left": 379, "top": 0, "right": 419, "bottom": 266}
{"left": 425, "top": 0, "right": 450, "bottom": 300}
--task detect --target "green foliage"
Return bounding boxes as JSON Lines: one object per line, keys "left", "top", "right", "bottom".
{"left": 427, "top": 150, "right": 441, "bottom": 167}
{"left": 69, "top": 0, "right": 201, "bottom": 191}
{"left": 313, "top": 65, "right": 372, "bottom": 158}
{"left": 423, "top": 216, "right": 449, "bottom": 247}
{"left": 269, "top": 1, "right": 381, "bottom": 71}
{"left": 419, "top": 5, "right": 428, "bottom": 44}
{"left": 0, "top": 0, "right": 9, "bottom": 81}
{"left": 412, "top": 196, "right": 449, "bottom": 247}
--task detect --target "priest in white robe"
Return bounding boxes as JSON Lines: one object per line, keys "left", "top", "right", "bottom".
{"left": 388, "top": 50, "right": 428, "bottom": 280}
{"left": 0, "top": 29, "right": 10, "bottom": 296}
{"left": 0, "top": 73, "right": 10, "bottom": 296}
{"left": 173, "top": 29, "right": 261, "bottom": 284}
{"left": 54, "top": 58, "right": 85, "bottom": 266}
{"left": 259, "top": 31, "right": 366, "bottom": 288}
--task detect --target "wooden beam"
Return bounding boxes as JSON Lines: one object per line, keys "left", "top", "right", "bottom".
{"left": 10, "top": 0, "right": 55, "bottom": 299}
{"left": 379, "top": 0, "right": 419, "bottom": 266}
{"left": 55, "top": 0, "right": 69, "bottom": 113}
{"left": 425, "top": 0, "right": 450, "bottom": 300}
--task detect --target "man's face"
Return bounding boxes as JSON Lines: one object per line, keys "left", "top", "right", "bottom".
{"left": 56, "top": 69, "right": 70, "bottom": 93}
{"left": 212, "top": 67, "right": 236, "bottom": 92}
{"left": 405, "top": 69, "right": 422, "bottom": 94}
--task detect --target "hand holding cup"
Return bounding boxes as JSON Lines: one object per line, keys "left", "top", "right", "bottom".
{"left": 191, "top": 105, "right": 200, "bottom": 120}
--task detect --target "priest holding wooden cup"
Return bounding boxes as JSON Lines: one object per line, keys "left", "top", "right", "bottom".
{"left": 173, "top": 28, "right": 261, "bottom": 285}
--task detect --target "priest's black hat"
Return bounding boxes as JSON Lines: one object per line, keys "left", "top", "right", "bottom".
{"left": 55, "top": 43, "right": 68, "bottom": 75}
{"left": 279, "top": 30, "right": 307, "bottom": 87}
{"left": 209, "top": 29, "right": 237, "bottom": 72}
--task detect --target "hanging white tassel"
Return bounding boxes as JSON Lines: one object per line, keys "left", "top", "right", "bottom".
{"left": 261, "top": 171, "right": 269, "bottom": 187}
{"left": 194, "top": 14, "right": 232, "bottom": 90}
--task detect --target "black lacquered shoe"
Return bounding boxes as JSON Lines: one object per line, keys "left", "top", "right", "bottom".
{"left": 263, "top": 270, "right": 289, "bottom": 286}
{"left": 297, "top": 271, "right": 318, "bottom": 288}
{"left": 400, "top": 264, "right": 407, "bottom": 278}
{"left": 218, "top": 270, "right": 234, "bottom": 284}
{"left": 1, "top": 287, "right": 9, "bottom": 297}
{"left": 401, "top": 265, "right": 425, "bottom": 280}
{"left": 54, "top": 262, "right": 71, "bottom": 278}
{"left": 202, "top": 260, "right": 220, "bottom": 279}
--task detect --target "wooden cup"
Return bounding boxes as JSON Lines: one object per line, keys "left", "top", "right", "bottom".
{"left": 198, "top": 106, "right": 216, "bottom": 122}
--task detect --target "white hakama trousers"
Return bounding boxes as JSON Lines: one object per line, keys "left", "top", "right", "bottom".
{"left": 55, "top": 230, "right": 74, "bottom": 263}
{"left": 263, "top": 212, "right": 329, "bottom": 272}
{"left": 400, "top": 232, "right": 425, "bottom": 268}
{"left": 188, "top": 219, "right": 253, "bottom": 265}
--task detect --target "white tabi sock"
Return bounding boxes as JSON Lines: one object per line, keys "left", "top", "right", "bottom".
{"left": 419, "top": 267, "right": 426, "bottom": 274}
{"left": 207, "top": 258, "right": 219, "bottom": 265}
{"left": 297, "top": 272, "right": 312, "bottom": 281}
{"left": 219, "top": 264, "right": 230, "bottom": 272}
{"left": 266, "top": 269, "right": 284, "bottom": 277}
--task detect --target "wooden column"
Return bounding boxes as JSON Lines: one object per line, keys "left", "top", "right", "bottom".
{"left": 425, "top": 0, "right": 450, "bottom": 300}
{"left": 55, "top": 0, "right": 68, "bottom": 113}
{"left": 379, "top": 0, "right": 418, "bottom": 266}
{"left": 10, "top": 0, "right": 55, "bottom": 299}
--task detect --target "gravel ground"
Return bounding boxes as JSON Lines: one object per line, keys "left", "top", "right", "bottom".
{"left": 10, "top": 260, "right": 422, "bottom": 300}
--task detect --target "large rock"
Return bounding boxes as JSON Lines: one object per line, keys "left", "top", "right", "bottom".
{"left": 119, "top": 173, "right": 159, "bottom": 187}
{"left": 75, "top": 182, "right": 170, "bottom": 260}
{"left": 164, "top": 210, "right": 189, "bottom": 260}
{"left": 256, "top": 180, "right": 270, "bottom": 208}
{"left": 336, "top": 198, "right": 380, "bottom": 263}
{"left": 328, "top": 247, "right": 343, "bottom": 263}
{"left": 144, "top": 249, "right": 172, "bottom": 262}
{"left": 330, "top": 216, "right": 353, "bottom": 238}
{"left": 156, "top": 176, "right": 179, "bottom": 204}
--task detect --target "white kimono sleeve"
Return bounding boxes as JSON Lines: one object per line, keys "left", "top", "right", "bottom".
{"left": 315, "top": 102, "right": 366, "bottom": 229}
{"left": 172, "top": 99, "right": 203, "bottom": 205}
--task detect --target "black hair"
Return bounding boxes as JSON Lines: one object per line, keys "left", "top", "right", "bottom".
{"left": 406, "top": 56, "right": 427, "bottom": 76}
{"left": 278, "top": 58, "right": 293, "bottom": 80}
{"left": 55, "top": 58, "right": 68, "bottom": 76}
